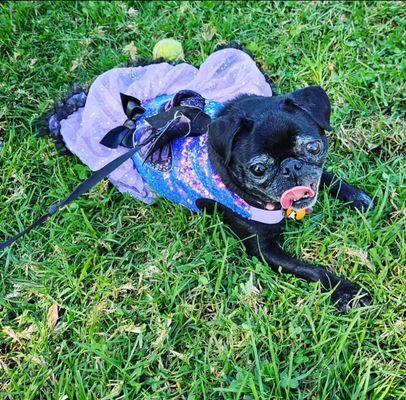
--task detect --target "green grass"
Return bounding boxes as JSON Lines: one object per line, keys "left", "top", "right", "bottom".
{"left": 0, "top": 1, "right": 405, "bottom": 399}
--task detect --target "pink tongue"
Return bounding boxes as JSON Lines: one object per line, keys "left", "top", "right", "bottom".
{"left": 280, "top": 186, "right": 315, "bottom": 209}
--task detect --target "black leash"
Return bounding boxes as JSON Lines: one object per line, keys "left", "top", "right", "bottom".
{"left": 0, "top": 137, "right": 154, "bottom": 251}
{"left": 1, "top": 89, "right": 210, "bottom": 252}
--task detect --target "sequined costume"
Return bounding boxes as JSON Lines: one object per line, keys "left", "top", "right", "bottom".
{"left": 56, "top": 49, "right": 285, "bottom": 223}
{"left": 128, "top": 94, "right": 282, "bottom": 221}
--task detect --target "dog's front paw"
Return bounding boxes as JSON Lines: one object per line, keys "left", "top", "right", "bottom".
{"left": 350, "top": 191, "right": 374, "bottom": 212}
{"left": 331, "top": 282, "right": 372, "bottom": 313}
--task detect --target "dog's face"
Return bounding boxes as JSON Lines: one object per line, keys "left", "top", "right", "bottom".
{"left": 209, "top": 86, "right": 331, "bottom": 210}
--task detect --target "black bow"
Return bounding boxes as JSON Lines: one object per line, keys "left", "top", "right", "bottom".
{"left": 142, "top": 105, "right": 211, "bottom": 162}
{"left": 100, "top": 90, "right": 212, "bottom": 167}
{"left": 100, "top": 93, "right": 145, "bottom": 149}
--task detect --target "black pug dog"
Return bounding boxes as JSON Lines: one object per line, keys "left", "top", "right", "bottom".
{"left": 198, "top": 85, "right": 374, "bottom": 313}
{"left": 1, "top": 48, "right": 374, "bottom": 314}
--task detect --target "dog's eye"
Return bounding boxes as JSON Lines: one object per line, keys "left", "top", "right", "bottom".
{"left": 250, "top": 163, "right": 267, "bottom": 177}
{"left": 306, "top": 140, "right": 321, "bottom": 155}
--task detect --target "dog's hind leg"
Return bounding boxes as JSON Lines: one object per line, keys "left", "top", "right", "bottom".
{"left": 320, "top": 171, "right": 374, "bottom": 211}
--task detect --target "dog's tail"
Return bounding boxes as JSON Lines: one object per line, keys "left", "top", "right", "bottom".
{"left": 36, "top": 86, "right": 88, "bottom": 156}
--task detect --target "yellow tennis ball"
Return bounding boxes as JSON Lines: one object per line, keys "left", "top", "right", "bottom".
{"left": 153, "top": 39, "right": 184, "bottom": 61}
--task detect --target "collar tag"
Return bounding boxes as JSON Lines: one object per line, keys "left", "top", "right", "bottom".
{"left": 285, "top": 208, "right": 310, "bottom": 220}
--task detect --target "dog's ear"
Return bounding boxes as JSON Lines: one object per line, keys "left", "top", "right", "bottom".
{"left": 209, "top": 115, "right": 253, "bottom": 166}
{"left": 285, "top": 86, "right": 332, "bottom": 131}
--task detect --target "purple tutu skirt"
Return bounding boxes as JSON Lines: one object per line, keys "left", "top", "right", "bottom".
{"left": 59, "top": 48, "right": 273, "bottom": 203}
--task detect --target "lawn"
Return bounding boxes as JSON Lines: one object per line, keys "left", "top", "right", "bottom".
{"left": 0, "top": 1, "right": 405, "bottom": 399}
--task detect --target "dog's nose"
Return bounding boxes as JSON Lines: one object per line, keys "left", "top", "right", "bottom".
{"left": 282, "top": 158, "right": 303, "bottom": 178}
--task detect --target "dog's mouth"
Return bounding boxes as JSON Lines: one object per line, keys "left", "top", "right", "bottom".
{"left": 279, "top": 185, "right": 316, "bottom": 210}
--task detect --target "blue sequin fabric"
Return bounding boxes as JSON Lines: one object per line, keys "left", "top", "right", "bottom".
{"left": 131, "top": 94, "right": 252, "bottom": 219}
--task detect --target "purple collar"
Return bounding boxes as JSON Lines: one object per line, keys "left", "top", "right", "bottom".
{"left": 247, "top": 205, "right": 285, "bottom": 224}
